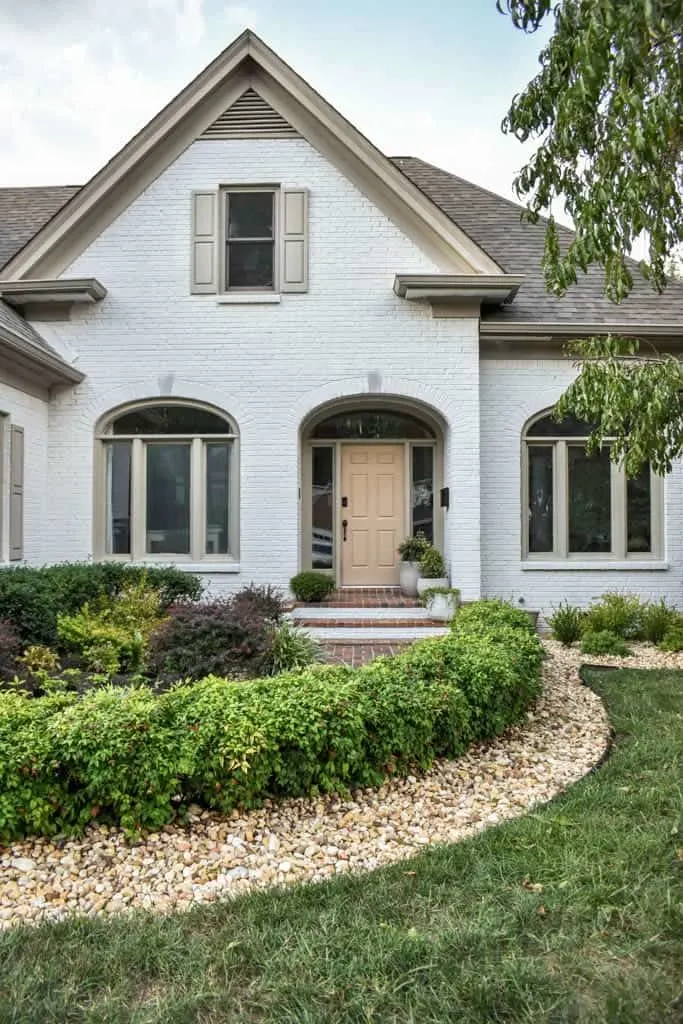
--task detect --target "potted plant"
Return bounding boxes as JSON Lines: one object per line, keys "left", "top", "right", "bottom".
{"left": 423, "top": 586, "right": 461, "bottom": 621}
{"left": 397, "top": 533, "right": 430, "bottom": 596}
{"left": 416, "top": 545, "right": 448, "bottom": 597}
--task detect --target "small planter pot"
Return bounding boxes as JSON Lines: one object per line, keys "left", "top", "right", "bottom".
{"left": 426, "top": 592, "right": 461, "bottom": 621}
{"left": 524, "top": 609, "right": 540, "bottom": 630}
{"left": 416, "top": 576, "right": 448, "bottom": 598}
{"left": 399, "top": 560, "right": 422, "bottom": 597}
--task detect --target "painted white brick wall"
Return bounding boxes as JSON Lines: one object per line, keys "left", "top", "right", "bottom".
{"left": 480, "top": 358, "right": 683, "bottom": 615}
{"left": 33, "top": 137, "right": 482, "bottom": 598}
{"left": 0, "top": 382, "right": 49, "bottom": 564}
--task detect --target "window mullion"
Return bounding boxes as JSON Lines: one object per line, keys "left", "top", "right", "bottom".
{"left": 191, "top": 438, "right": 203, "bottom": 560}
{"left": 612, "top": 461, "right": 626, "bottom": 558}
{"left": 131, "top": 438, "right": 145, "bottom": 561}
{"left": 555, "top": 441, "right": 568, "bottom": 558}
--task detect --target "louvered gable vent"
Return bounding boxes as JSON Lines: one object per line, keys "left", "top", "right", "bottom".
{"left": 200, "top": 88, "right": 299, "bottom": 139}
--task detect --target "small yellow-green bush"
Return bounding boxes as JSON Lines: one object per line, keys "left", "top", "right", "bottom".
{"left": 57, "top": 581, "right": 166, "bottom": 674}
{"left": 0, "top": 600, "right": 543, "bottom": 841}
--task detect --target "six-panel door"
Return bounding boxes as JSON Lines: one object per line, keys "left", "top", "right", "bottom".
{"left": 340, "top": 444, "right": 405, "bottom": 586}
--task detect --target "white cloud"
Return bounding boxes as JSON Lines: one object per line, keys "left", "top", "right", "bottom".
{"left": 0, "top": 1, "right": 257, "bottom": 184}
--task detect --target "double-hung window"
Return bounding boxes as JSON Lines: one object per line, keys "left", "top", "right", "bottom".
{"left": 225, "top": 189, "right": 275, "bottom": 289}
{"left": 97, "top": 401, "right": 239, "bottom": 562}
{"left": 523, "top": 411, "right": 663, "bottom": 562}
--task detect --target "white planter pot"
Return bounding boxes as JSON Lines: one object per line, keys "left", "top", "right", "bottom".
{"left": 416, "top": 576, "right": 449, "bottom": 598}
{"left": 427, "top": 593, "right": 461, "bottom": 621}
{"left": 399, "top": 561, "right": 421, "bottom": 597}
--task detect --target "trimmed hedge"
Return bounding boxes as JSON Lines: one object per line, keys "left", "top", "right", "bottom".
{"left": 0, "top": 563, "right": 201, "bottom": 648}
{"left": 0, "top": 601, "right": 543, "bottom": 841}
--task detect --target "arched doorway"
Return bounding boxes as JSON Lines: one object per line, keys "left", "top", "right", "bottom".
{"left": 300, "top": 397, "right": 445, "bottom": 586}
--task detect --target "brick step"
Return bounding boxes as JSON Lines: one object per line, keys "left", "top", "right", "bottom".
{"left": 301, "top": 625, "right": 449, "bottom": 641}
{"left": 296, "top": 617, "right": 444, "bottom": 628}
{"left": 293, "top": 587, "right": 421, "bottom": 609}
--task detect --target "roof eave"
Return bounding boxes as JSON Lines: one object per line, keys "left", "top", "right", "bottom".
{"left": 0, "top": 326, "right": 85, "bottom": 386}
{"left": 479, "top": 320, "right": 683, "bottom": 340}
{"left": 0, "top": 277, "right": 107, "bottom": 310}
{"left": 394, "top": 273, "right": 524, "bottom": 306}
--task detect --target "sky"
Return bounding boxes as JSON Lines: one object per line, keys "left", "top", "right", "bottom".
{"left": 0, "top": 0, "right": 553, "bottom": 210}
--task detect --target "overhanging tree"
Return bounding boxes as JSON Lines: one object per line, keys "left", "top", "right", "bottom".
{"left": 499, "top": 0, "right": 683, "bottom": 474}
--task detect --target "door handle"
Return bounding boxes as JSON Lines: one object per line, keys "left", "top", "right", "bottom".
{"left": 342, "top": 519, "right": 348, "bottom": 542}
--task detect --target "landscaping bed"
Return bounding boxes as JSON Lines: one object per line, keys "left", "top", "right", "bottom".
{"left": 0, "top": 638, "right": 606, "bottom": 930}
{"left": 1, "top": 663, "right": 680, "bottom": 1023}
{"left": 0, "top": 599, "right": 543, "bottom": 841}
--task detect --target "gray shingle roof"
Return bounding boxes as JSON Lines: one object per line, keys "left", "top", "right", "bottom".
{"left": 391, "top": 157, "right": 683, "bottom": 327}
{"left": 0, "top": 185, "right": 80, "bottom": 270}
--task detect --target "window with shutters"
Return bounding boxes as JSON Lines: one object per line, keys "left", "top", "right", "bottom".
{"left": 190, "top": 186, "right": 308, "bottom": 296}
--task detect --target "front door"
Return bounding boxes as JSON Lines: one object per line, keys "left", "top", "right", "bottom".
{"left": 340, "top": 444, "right": 405, "bottom": 586}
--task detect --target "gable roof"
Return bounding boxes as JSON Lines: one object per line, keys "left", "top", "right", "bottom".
{"left": 392, "top": 157, "right": 683, "bottom": 328}
{"left": 0, "top": 31, "right": 499, "bottom": 281}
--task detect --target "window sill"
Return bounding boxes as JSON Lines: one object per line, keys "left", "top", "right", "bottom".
{"left": 521, "top": 560, "right": 669, "bottom": 571}
{"left": 216, "top": 294, "right": 281, "bottom": 305}
{"left": 112, "top": 560, "right": 241, "bottom": 574}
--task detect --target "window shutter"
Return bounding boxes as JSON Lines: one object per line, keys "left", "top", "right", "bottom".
{"left": 9, "top": 424, "right": 24, "bottom": 561}
{"left": 191, "top": 191, "right": 218, "bottom": 293}
{"left": 280, "top": 188, "right": 308, "bottom": 292}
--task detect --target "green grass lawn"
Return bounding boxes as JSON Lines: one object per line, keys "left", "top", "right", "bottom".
{"left": 1, "top": 667, "right": 682, "bottom": 1024}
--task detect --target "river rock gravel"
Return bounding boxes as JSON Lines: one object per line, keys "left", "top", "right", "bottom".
{"left": 2, "top": 640, "right": 666, "bottom": 931}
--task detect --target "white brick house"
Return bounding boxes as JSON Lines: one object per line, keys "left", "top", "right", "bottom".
{"left": 0, "top": 31, "right": 681, "bottom": 613}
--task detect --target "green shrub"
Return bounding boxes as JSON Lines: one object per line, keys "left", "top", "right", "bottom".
{"left": 0, "top": 563, "right": 200, "bottom": 647}
{"left": 0, "top": 691, "right": 76, "bottom": 841}
{"left": 659, "top": 626, "right": 683, "bottom": 653}
{"left": 397, "top": 533, "right": 430, "bottom": 562}
{"left": 451, "top": 599, "right": 537, "bottom": 637}
{"left": 548, "top": 602, "right": 585, "bottom": 645}
{"left": 419, "top": 546, "right": 447, "bottom": 579}
{"left": 57, "top": 581, "right": 165, "bottom": 674}
{"left": 580, "top": 630, "right": 632, "bottom": 657}
{"left": 289, "top": 572, "right": 336, "bottom": 602}
{"left": 583, "top": 593, "right": 643, "bottom": 640}
{"left": 641, "top": 599, "right": 679, "bottom": 645}
{"left": 0, "top": 600, "right": 543, "bottom": 840}
{"left": 265, "top": 620, "right": 323, "bottom": 675}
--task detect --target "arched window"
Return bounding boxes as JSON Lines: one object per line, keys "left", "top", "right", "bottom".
{"left": 523, "top": 411, "right": 662, "bottom": 561}
{"left": 312, "top": 410, "right": 435, "bottom": 440}
{"left": 96, "top": 401, "right": 238, "bottom": 561}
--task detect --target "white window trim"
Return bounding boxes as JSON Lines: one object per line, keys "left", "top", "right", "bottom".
{"left": 220, "top": 185, "right": 279, "bottom": 295}
{"left": 94, "top": 401, "right": 239, "bottom": 564}
{"left": 522, "top": 430, "right": 664, "bottom": 564}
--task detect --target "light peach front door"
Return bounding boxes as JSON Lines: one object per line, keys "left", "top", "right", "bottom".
{"left": 340, "top": 444, "right": 405, "bottom": 586}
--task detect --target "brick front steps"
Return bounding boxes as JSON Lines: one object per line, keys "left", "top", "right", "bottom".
{"left": 289, "top": 588, "right": 449, "bottom": 665}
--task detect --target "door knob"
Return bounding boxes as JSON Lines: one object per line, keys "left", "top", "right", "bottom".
{"left": 342, "top": 519, "right": 348, "bottom": 542}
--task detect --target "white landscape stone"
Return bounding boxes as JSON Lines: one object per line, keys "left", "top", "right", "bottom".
{"left": 2, "top": 640, "right": 674, "bottom": 930}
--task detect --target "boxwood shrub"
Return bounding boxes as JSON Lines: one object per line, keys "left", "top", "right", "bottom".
{"left": 0, "top": 563, "right": 201, "bottom": 648}
{"left": 0, "top": 600, "right": 543, "bottom": 841}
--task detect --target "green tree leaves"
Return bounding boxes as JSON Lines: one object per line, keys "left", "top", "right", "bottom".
{"left": 555, "top": 336, "right": 683, "bottom": 476}
{"left": 499, "top": 0, "right": 683, "bottom": 300}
